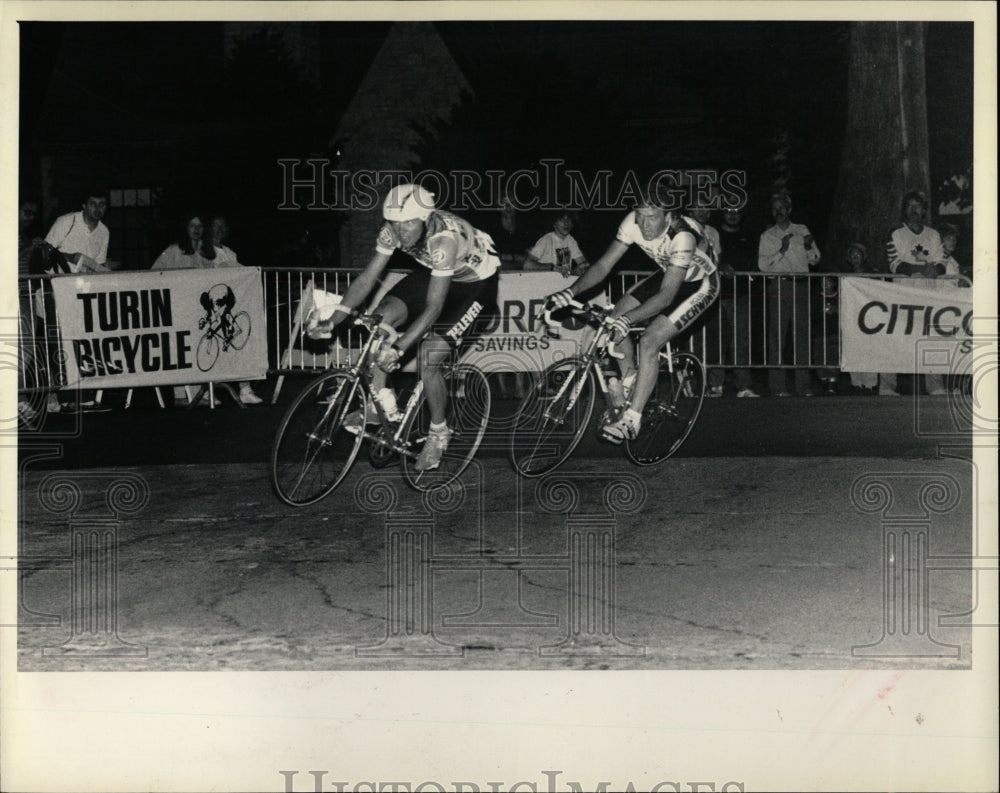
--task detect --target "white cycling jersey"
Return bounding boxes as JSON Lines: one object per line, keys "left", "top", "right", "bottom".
{"left": 376, "top": 210, "right": 499, "bottom": 283}
{"left": 615, "top": 212, "right": 717, "bottom": 282}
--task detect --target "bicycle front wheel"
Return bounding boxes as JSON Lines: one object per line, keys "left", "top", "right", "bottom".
{"left": 196, "top": 332, "right": 220, "bottom": 371}
{"left": 270, "top": 371, "right": 366, "bottom": 506}
{"left": 401, "top": 364, "right": 492, "bottom": 492}
{"left": 229, "top": 311, "right": 251, "bottom": 350}
{"left": 508, "top": 357, "right": 596, "bottom": 477}
{"left": 625, "top": 351, "right": 705, "bottom": 466}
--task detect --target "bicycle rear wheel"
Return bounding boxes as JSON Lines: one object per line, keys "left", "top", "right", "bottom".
{"left": 401, "top": 364, "right": 492, "bottom": 492}
{"left": 270, "top": 371, "right": 366, "bottom": 506}
{"left": 508, "top": 357, "right": 596, "bottom": 477}
{"left": 624, "top": 351, "right": 704, "bottom": 466}
{"left": 229, "top": 311, "right": 251, "bottom": 350}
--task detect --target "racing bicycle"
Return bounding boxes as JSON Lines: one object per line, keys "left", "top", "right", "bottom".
{"left": 270, "top": 310, "right": 492, "bottom": 505}
{"left": 508, "top": 300, "right": 706, "bottom": 476}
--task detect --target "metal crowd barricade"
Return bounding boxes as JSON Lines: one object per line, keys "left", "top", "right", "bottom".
{"left": 16, "top": 273, "right": 64, "bottom": 396}
{"left": 15, "top": 269, "right": 974, "bottom": 402}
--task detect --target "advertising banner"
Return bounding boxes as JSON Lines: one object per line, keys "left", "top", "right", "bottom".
{"left": 462, "top": 271, "right": 608, "bottom": 373}
{"left": 840, "top": 276, "right": 973, "bottom": 374}
{"left": 51, "top": 267, "right": 268, "bottom": 389}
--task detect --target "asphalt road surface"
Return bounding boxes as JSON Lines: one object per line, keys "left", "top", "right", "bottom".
{"left": 15, "top": 385, "right": 980, "bottom": 671}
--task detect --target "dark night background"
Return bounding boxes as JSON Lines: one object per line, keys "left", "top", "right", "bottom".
{"left": 18, "top": 20, "right": 973, "bottom": 270}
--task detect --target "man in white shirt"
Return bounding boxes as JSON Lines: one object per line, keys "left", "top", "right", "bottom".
{"left": 881, "top": 191, "right": 948, "bottom": 396}
{"left": 41, "top": 189, "right": 115, "bottom": 411}
{"left": 757, "top": 191, "right": 821, "bottom": 396}
{"left": 44, "top": 189, "right": 112, "bottom": 274}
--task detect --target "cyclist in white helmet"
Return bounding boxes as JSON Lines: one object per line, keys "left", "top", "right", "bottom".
{"left": 544, "top": 189, "right": 720, "bottom": 444}
{"left": 310, "top": 183, "right": 500, "bottom": 471}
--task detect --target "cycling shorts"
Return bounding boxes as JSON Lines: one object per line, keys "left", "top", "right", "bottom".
{"left": 627, "top": 270, "right": 720, "bottom": 333}
{"left": 384, "top": 267, "right": 500, "bottom": 350}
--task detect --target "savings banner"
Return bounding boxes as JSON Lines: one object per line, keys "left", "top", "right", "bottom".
{"left": 840, "top": 276, "right": 973, "bottom": 373}
{"left": 461, "top": 271, "right": 609, "bottom": 373}
{"left": 51, "top": 267, "right": 268, "bottom": 388}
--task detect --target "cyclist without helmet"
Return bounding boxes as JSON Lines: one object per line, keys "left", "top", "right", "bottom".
{"left": 543, "top": 190, "right": 720, "bottom": 443}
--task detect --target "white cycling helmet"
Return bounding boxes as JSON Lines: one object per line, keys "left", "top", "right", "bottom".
{"left": 383, "top": 183, "right": 436, "bottom": 222}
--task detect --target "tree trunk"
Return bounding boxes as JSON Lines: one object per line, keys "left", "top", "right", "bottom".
{"left": 826, "top": 22, "right": 931, "bottom": 272}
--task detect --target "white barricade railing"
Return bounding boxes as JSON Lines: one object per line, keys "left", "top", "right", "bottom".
{"left": 15, "top": 269, "right": 973, "bottom": 397}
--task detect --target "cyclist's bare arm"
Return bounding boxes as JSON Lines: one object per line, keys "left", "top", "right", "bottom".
{"left": 324, "top": 251, "right": 392, "bottom": 330}
{"left": 623, "top": 265, "right": 686, "bottom": 324}
{"left": 563, "top": 239, "right": 629, "bottom": 297}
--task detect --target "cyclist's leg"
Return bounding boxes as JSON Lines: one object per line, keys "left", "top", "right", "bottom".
{"left": 607, "top": 273, "right": 719, "bottom": 439}
{"left": 615, "top": 272, "right": 665, "bottom": 382}
{"left": 609, "top": 293, "right": 640, "bottom": 381}
{"left": 630, "top": 315, "right": 676, "bottom": 413}
{"left": 418, "top": 333, "right": 452, "bottom": 424}
{"left": 423, "top": 272, "right": 498, "bottom": 426}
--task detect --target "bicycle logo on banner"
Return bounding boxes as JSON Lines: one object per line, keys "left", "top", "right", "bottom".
{"left": 195, "top": 283, "right": 252, "bottom": 372}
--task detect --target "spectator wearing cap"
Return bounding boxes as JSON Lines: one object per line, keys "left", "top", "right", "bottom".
{"left": 757, "top": 191, "right": 820, "bottom": 396}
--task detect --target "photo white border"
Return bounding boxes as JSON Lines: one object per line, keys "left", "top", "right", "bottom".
{"left": 1, "top": 2, "right": 996, "bottom": 791}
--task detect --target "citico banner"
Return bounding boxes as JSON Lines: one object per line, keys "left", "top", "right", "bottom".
{"left": 839, "top": 276, "right": 973, "bottom": 373}
{"left": 50, "top": 267, "right": 268, "bottom": 388}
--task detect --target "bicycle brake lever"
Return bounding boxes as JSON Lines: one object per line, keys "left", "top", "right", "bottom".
{"left": 542, "top": 299, "right": 586, "bottom": 328}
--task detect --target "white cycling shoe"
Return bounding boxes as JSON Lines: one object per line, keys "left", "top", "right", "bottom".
{"left": 414, "top": 426, "right": 452, "bottom": 471}
{"left": 601, "top": 409, "right": 641, "bottom": 445}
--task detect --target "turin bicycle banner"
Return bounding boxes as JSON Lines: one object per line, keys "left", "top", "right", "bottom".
{"left": 49, "top": 267, "right": 269, "bottom": 389}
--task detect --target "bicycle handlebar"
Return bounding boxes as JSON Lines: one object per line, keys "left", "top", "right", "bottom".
{"left": 542, "top": 300, "right": 625, "bottom": 359}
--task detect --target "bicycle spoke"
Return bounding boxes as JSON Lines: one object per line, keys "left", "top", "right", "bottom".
{"left": 271, "top": 372, "right": 365, "bottom": 505}
{"left": 401, "top": 364, "right": 492, "bottom": 492}
{"left": 625, "top": 352, "right": 704, "bottom": 466}
{"left": 509, "top": 358, "right": 596, "bottom": 477}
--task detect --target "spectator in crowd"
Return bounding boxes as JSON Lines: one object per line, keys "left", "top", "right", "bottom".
{"left": 936, "top": 222, "right": 964, "bottom": 287}
{"left": 44, "top": 189, "right": 112, "bottom": 275}
{"left": 687, "top": 204, "right": 726, "bottom": 397}
{"left": 152, "top": 213, "right": 216, "bottom": 405}
{"left": 42, "top": 188, "right": 115, "bottom": 412}
{"left": 882, "top": 190, "right": 945, "bottom": 396}
{"left": 151, "top": 212, "right": 217, "bottom": 270}
{"left": 939, "top": 222, "right": 972, "bottom": 284}
{"left": 209, "top": 216, "right": 263, "bottom": 405}
{"left": 524, "top": 209, "right": 589, "bottom": 276}
{"left": 841, "top": 242, "right": 879, "bottom": 395}
{"left": 210, "top": 216, "right": 240, "bottom": 266}
{"left": 757, "top": 191, "right": 820, "bottom": 396}
{"left": 716, "top": 206, "right": 760, "bottom": 397}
